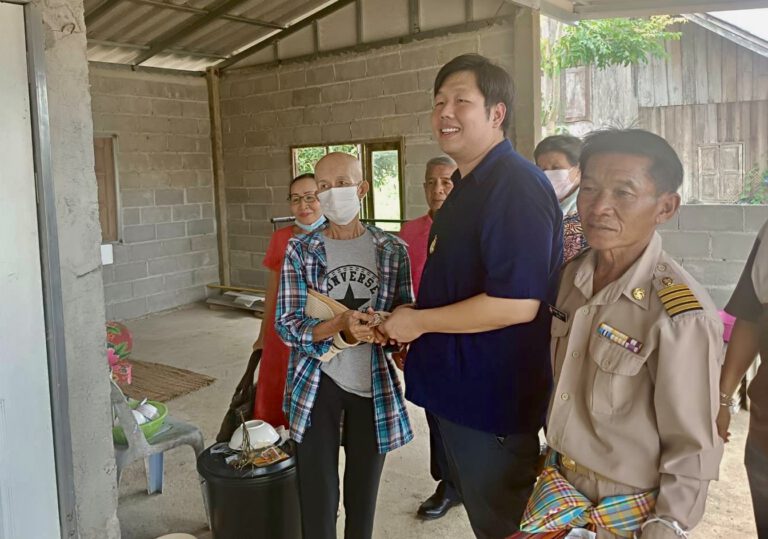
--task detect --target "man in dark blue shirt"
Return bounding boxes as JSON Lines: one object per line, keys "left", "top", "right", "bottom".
{"left": 381, "top": 54, "right": 563, "bottom": 538}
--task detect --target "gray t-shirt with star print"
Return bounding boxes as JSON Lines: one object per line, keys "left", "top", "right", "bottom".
{"left": 320, "top": 231, "right": 379, "bottom": 398}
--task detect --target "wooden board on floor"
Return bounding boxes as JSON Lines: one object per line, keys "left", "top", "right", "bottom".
{"left": 120, "top": 359, "right": 216, "bottom": 402}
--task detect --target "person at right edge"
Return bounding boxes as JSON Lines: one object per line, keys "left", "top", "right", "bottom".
{"left": 716, "top": 216, "right": 768, "bottom": 538}
{"left": 522, "top": 129, "right": 724, "bottom": 539}
{"left": 381, "top": 54, "right": 563, "bottom": 538}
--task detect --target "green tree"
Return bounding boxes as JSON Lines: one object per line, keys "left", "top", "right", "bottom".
{"left": 295, "top": 145, "right": 360, "bottom": 175}
{"left": 372, "top": 150, "right": 398, "bottom": 189}
{"left": 295, "top": 146, "right": 327, "bottom": 175}
{"left": 542, "top": 16, "right": 684, "bottom": 77}
{"left": 738, "top": 159, "right": 768, "bottom": 205}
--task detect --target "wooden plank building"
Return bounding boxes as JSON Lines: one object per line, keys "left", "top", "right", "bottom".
{"left": 553, "top": 13, "right": 768, "bottom": 204}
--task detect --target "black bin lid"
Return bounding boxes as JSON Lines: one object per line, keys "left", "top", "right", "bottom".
{"left": 198, "top": 440, "right": 296, "bottom": 480}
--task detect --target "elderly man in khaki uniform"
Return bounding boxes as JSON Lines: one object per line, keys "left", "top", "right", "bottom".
{"left": 525, "top": 130, "right": 724, "bottom": 539}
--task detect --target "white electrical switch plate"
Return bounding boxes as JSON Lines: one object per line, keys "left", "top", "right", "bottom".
{"left": 101, "top": 244, "right": 114, "bottom": 265}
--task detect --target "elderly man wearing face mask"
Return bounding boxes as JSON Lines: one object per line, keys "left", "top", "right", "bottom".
{"left": 275, "top": 152, "right": 413, "bottom": 539}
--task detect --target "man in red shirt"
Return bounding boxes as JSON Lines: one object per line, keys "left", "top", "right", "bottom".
{"left": 399, "top": 155, "right": 459, "bottom": 519}
{"left": 400, "top": 156, "right": 456, "bottom": 297}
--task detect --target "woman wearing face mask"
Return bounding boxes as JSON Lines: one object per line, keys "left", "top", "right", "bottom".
{"left": 534, "top": 134, "right": 583, "bottom": 215}
{"left": 275, "top": 152, "right": 413, "bottom": 539}
{"left": 252, "top": 173, "right": 326, "bottom": 428}
{"left": 535, "top": 134, "right": 588, "bottom": 263}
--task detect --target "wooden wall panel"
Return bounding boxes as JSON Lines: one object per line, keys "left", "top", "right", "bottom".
{"left": 639, "top": 101, "right": 768, "bottom": 202}
{"left": 666, "top": 37, "right": 683, "bottom": 106}
{"left": 706, "top": 30, "right": 723, "bottom": 103}
{"left": 635, "top": 22, "right": 767, "bottom": 107}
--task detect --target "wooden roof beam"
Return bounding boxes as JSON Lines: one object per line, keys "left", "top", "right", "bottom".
{"left": 89, "top": 38, "right": 228, "bottom": 59}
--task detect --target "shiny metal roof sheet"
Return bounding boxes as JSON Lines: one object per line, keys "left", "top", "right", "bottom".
{"left": 85, "top": 0, "right": 768, "bottom": 71}
{"left": 85, "top": 0, "right": 328, "bottom": 70}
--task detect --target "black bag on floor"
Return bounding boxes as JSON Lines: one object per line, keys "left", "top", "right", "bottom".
{"left": 216, "top": 349, "right": 262, "bottom": 443}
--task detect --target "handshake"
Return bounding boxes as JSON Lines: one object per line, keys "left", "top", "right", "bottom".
{"left": 340, "top": 307, "right": 413, "bottom": 370}
{"left": 306, "top": 290, "right": 425, "bottom": 366}
{"left": 338, "top": 307, "right": 406, "bottom": 346}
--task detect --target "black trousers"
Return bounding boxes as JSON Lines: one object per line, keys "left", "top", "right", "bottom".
{"left": 295, "top": 373, "right": 385, "bottom": 539}
{"left": 426, "top": 410, "right": 460, "bottom": 501}
{"left": 434, "top": 414, "right": 540, "bottom": 539}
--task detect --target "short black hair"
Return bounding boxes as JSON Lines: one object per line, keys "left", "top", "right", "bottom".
{"left": 289, "top": 172, "right": 315, "bottom": 189}
{"left": 534, "top": 135, "right": 582, "bottom": 166}
{"left": 579, "top": 129, "right": 684, "bottom": 194}
{"left": 433, "top": 54, "right": 515, "bottom": 135}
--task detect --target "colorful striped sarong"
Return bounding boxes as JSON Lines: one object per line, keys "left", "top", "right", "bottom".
{"left": 520, "top": 453, "right": 657, "bottom": 538}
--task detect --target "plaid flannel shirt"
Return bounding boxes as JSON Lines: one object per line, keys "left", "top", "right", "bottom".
{"left": 275, "top": 224, "right": 414, "bottom": 454}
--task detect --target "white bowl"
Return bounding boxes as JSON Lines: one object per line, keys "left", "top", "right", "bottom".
{"left": 132, "top": 409, "right": 148, "bottom": 425}
{"left": 228, "top": 420, "right": 280, "bottom": 451}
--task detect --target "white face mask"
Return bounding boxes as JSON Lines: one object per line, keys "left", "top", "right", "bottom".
{"left": 544, "top": 169, "right": 575, "bottom": 200}
{"left": 317, "top": 185, "right": 361, "bottom": 226}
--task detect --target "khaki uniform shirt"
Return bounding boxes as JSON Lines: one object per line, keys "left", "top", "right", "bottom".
{"left": 547, "top": 232, "right": 724, "bottom": 535}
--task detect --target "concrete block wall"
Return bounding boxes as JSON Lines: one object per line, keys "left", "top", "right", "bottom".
{"left": 219, "top": 22, "right": 517, "bottom": 287}
{"left": 659, "top": 205, "right": 768, "bottom": 307}
{"left": 89, "top": 66, "right": 219, "bottom": 320}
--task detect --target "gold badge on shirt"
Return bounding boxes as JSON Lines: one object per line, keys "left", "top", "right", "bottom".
{"left": 429, "top": 235, "right": 437, "bottom": 254}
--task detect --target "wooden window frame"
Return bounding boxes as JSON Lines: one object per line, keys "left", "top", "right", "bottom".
{"left": 563, "top": 65, "right": 591, "bottom": 124}
{"left": 290, "top": 138, "right": 405, "bottom": 225}
{"left": 695, "top": 142, "right": 744, "bottom": 203}
{"left": 93, "top": 134, "right": 121, "bottom": 243}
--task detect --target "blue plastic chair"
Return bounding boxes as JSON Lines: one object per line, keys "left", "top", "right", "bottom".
{"left": 111, "top": 381, "right": 204, "bottom": 494}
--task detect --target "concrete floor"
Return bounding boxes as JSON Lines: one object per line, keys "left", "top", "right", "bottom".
{"left": 117, "top": 303, "right": 758, "bottom": 539}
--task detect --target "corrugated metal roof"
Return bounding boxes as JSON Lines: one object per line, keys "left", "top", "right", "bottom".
{"left": 84, "top": 0, "right": 330, "bottom": 70}
{"left": 84, "top": 0, "right": 768, "bottom": 71}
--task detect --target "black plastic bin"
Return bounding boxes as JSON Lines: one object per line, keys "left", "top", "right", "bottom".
{"left": 197, "top": 441, "right": 302, "bottom": 539}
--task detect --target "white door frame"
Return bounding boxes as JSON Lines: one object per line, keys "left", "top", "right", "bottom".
{"left": 1, "top": 2, "right": 78, "bottom": 537}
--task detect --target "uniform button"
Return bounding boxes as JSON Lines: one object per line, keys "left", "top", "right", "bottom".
{"left": 561, "top": 393, "right": 570, "bottom": 401}
{"left": 571, "top": 351, "right": 580, "bottom": 358}
{"left": 580, "top": 307, "right": 590, "bottom": 315}
{"left": 656, "top": 264, "right": 667, "bottom": 272}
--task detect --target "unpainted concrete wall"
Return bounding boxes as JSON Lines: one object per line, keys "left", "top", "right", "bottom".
{"left": 660, "top": 204, "right": 768, "bottom": 307}
{"left": 219, "top": 22, "right": 517, "bottom": 287}
{"left": 89, "top": 66, "right": 219, "bottom": 320}
{"left": 32, "top": 0, "right": 120, "bottom": 537}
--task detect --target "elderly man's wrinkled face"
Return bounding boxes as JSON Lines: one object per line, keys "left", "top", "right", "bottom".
{"left": 424, "top": 164, "right": 456, "bottom": 213}
{"left": 577, "top": 153, "right": 678, "bottom": 252}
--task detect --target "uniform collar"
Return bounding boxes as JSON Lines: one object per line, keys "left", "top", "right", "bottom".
{"left": 574, "top": 232, "right": 662, "bottom": 310}
{"left": 458, "top": 139, "right": 513, "bottom": 184}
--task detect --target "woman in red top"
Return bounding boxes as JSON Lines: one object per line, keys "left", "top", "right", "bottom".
{"left": 253, "top": 173, "right": 325, "bottom": 427}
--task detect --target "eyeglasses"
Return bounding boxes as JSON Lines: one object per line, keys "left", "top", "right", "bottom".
{"left": 288, "top": 193, "right": 319, "bottom": 205}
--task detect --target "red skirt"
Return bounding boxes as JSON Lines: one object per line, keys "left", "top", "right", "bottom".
{"left": 252, "top": 307, "right": 289, "bottom": 428}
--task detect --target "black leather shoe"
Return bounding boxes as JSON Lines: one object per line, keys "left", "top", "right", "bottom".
{"left": 417, "top": 483, "right": 461, "bottom": 520}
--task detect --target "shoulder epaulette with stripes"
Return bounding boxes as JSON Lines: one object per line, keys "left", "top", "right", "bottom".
{"left": 657, "top": 283, "right": 703, "bottom": 318}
